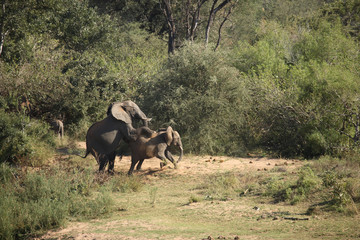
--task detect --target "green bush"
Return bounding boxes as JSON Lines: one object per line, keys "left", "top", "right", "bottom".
{"left": 231, "top": 17, "right": 360, "bottom": 158}
{"left": 143, "top": 43, "right": 251, "bottom": 155}
{"left": 0, "top": 166, "right": 118, "bottom": 239}
{"left": 321, "top": 170, "right": 356, "bottom": 212}
{"left": 290, "top": 166, "right": 322, "bottom": 204}
{"left": 0, "top": 110, "right": 55, "bottom": 166}
{"left": 262, "top": 167, "right": 321, "bottom": 204}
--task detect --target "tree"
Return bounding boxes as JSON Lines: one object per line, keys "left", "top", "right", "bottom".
{"left": 160, "top": 0, "right": 238, "bottom": 53}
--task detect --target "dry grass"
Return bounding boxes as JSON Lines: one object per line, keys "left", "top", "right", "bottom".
{"left": 37, "top": 153, "right": 360, "bottom": 240}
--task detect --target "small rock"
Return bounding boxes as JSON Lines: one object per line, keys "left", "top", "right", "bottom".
{"left": 249, "top": 161, "right": 253, "bottom": 163}
{"left": 253, "top": 206, "right": 260, "bottom": 211}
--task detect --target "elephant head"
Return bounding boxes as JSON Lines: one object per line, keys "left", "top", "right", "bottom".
{"left": 107, "top": 100, "right": 151, "bottom": 127}
{"left": 165, "top": 126, "right": 183, "bottom": 163}
{"left": 127, "top": 126, "right": 184, "bottom": 175}
{"left": 108, "top": 102, "right": 132, "bottom": 124}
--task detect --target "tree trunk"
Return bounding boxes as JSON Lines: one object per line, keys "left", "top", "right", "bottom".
{"left": 0, "top": 0, "right": 6, "bottom": 57}
{"left": 188, "top": 0, "right": 208, "bottom": 41}
{"left": 162, "top": 0, "right": 176, "bottom": 54}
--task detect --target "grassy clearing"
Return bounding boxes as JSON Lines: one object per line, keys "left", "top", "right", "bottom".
{"left": 41, "top": 157, "right": 359, "bottom": 240}
{"left": 1, "top": 152, "right": 360, "bottom": 240}
{"left": 57, "top": 173, "right": 359, "bottom": 240}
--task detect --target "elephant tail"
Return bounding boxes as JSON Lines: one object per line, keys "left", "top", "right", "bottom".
{"left": 82, "top": 150, "right": 90, "bottom": 158}
{"left": 75, "top": 149, "right": 90, "bottom": 159}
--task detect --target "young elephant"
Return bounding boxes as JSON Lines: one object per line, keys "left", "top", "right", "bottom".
{"left": 127, "top": 126, "right": 183, "bottom": 175}
{"left": 50, "top": 119, "right": 64, "bottom": 139}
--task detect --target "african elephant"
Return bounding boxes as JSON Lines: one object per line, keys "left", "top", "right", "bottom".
{"left": 107, "top": 100, "right": 151, "bottom": 127}
{"left": 127, "top": 126, "right": 183, "bottom": 175}
{"left": 50, "top": 119, "right": 64, "bottom": 139}
{"left": 83, "top": 101, "right": 151, "bottom": 173}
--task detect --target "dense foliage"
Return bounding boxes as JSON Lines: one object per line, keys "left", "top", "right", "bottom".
{"left": 1, "top": 0, "right": 360, "bottom": 162}
{"left": 1, "top": 1, "right": 359, "bottom": 238}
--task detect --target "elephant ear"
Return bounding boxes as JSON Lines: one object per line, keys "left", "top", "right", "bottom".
{"left": 110, "top": 102, "right": 132, "bottom": 123}
{"left": 165, "top": 126, "right": 173, "bottom": 146}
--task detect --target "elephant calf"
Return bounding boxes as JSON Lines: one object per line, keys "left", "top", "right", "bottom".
{"left": 50, "top": 119, "right": 64, "bottom": 139}
{"left": 127, "top": 126, "right": 183, "bottom": 175}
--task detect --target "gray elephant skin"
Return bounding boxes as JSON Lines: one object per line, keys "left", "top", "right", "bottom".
{"left": 50, "top": 119, "right": 64, "bottom": 139}
{"left": 107, "top": 100, "right": 150, "bottom": 127}
{"left": 83, "top": 100, "right": 151, "bottom": 173}
{"left": 127, "top": 126, "right": 183, "bottom": 175}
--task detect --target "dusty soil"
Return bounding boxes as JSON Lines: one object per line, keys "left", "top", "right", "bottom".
{"left": 38, "top": 142, "right": 305, "bottom": 240}
{"left": 74, "top": 141, "right": 301, "bottom": 176}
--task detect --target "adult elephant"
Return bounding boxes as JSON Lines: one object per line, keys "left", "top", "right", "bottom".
{"left": 83, "top": 101, "right": 151, "bottom": 173}
{"left": 127, "top": 126, "right": 183, "bottom": 175}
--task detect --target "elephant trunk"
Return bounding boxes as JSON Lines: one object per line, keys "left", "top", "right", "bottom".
{"left": 177, "top": 143, "right": 183, "bottom": 163}
{"left": 142, "top": 118, "right": 149, "bottom": 127}
{"left": 141, "top": 117, "right": 152, "bottom": 127}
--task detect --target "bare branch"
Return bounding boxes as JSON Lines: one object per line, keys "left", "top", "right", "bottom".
{"left": 214, "top": 2, "right": 235, "bottom": 51}
{"left": 188, "top": 0, "right": 208, "bottom": 41}
{"left": 205, "top": 0, "right": 233, "bottom": 47}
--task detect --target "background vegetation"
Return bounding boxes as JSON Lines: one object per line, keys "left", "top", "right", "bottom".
{"left": 0, "top": 0, "right": 359, "bottom": 239}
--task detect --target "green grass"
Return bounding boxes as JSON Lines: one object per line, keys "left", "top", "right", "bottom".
{"left": 0, "top": 161, "right": 144, "bottom": 240}
{"left": 60, "top": 173, "right": 359, "bottom": 240}
{"left": 1, "top": 154, "right": 360, "bottom": 240}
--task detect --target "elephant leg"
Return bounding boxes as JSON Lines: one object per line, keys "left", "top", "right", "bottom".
{"left": 156, "top": 144, "right": 167, "bottom": 168}
{"left": 136, "top": 159, "right": 145, "bottom": 171}
{"left": 165, "top": 150, "right": 177, "bottom": 169}
{"left": 107, "top": 152, "right": 116, "bottom": 174}
{"left": 99, "top": 154, "right": 109, "bottom": 172}
{"left": 128, "top": 157, "right": 139, "bottom": 175}
{"left": 157, "top": 151, "right": 168, "bottom": 169}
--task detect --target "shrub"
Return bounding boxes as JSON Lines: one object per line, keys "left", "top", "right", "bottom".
{"left": 0, "top": 166, "right": 118, "bottom": 239}
{"left": 321, "top": 170, "right": 357, "bottom": 213}
{"left": 143, "top": 43, "right": 251, "bottom": 156}
{"left": 198, "top": 172, "right": 242, "bottom": 201}
{"left": 0, "top": 110, "right": 55, "bottom": 166}
{"left": 262, "top": 167, "right": 321, "bottom": 204}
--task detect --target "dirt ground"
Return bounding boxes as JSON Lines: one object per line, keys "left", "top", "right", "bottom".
{"left": 37, "top": 142, "right": 307, "bottom": 240}
{"left": 75, "top": 140, "right": 302, "bottom": 177}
